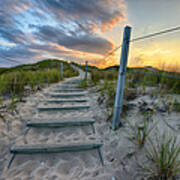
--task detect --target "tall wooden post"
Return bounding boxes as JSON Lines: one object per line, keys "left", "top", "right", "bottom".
{"left": 112, "top": 26, "right": 131, "bottom": 130}
{"left": 60, "top": 62, "right": 63, "bottom": 78}
{"left": 85, "top": 61, "right": 88, "bottom": 80}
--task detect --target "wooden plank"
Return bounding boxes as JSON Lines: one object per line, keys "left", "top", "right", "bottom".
{"left": 53, "top": 89, "right": 84, "bottom": 92}
{"left": 38, "top": 105, "right": 90, "bottom": 111}
{"left": 42, "top": 99, "right": 88, "bottom": 103}
{"left": 45, "top": 93, "right": 85, "bottom": 98}
{"left": 56, "top": 85, "right": 79, "bottom": 88}
{"left": 27, "top": 120, "right": 95, "bottom": 127}
{"left": 63, "top": 81, "right": 82, "bottom": 84}
{"left": 10, "top": 143, "right": 103, "bottom": 154}
{"left": 54, "top": 87, "right": 83, "bottom": 90}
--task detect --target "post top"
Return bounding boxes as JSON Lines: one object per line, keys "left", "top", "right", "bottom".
{"left": 125, "top": 25, "right": 132, "bottom": 30}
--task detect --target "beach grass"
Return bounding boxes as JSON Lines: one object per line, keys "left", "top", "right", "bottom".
{"left": 0, "top": 59, "right": 79, "bottom": 96}
{"left": 141, "top": 133, "right": 180, "bottom": 179}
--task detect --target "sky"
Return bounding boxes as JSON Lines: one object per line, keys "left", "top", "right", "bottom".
{"left": 0, "top": 0, "right": 180, "bottom": 72}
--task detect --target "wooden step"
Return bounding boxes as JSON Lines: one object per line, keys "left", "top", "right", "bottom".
{"left": 10, "top": 142, "right": 103, "bottom": 154}
{"left": 53, "top": 89, "right": 84, "bottom": 92}
{"left": 56, "top": 85, "right": 79, "bottom": 89}
{"left": 54, "top": 87, "right": 83, "bottom": 90}
{"left": 27, "top": 120, "right": 95, "bottom": 127}
{"left": 63, "top": 81, "right": 82, "bottom": 84}
{"left": 38, "top": 105, "right": 90, "bottom": 111}
{"left": 41, "top": 99, "right": 88, "bottom": 104}
{"left": 44, "top": 93, "right": 85, "bottom": 98}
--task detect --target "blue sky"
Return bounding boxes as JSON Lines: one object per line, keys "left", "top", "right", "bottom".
{"left": 0, "top": 0, "right": 180, "bottom": 71}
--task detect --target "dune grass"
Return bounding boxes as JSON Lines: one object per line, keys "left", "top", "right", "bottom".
{"left": 0, "top": 59, "right": 79, "bottom": 96}
{"left": 84, "top": 65, "right": 180, "bottom": 94}
{"left": 125, "top": 111, "right": 159, "bottom": 148}
{"left": 141, "top": 133, "right": 180, "bottom": 179}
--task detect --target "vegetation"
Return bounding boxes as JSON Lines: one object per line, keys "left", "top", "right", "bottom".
{"left": 141, "top": 133, "right": 180, "bottom": 179}
{"left": 78, "top": 79, "right": 88, "bottom": 89}
{"left": 167, "top": 99, "right": 180, "bottom": 113}
{"left": 85, "top": 65, "right": 180, "bottom": 94}
{"left": 74, "top": 62, "right": 180, "bottom": 123}
{"left": 76, "top": 62, "right": 180, "bottom": 114}
{"left": 125, "top": 112, "right": 158, "bottom": 148}
{"left": 0, "top": 59, "right": 79, "bottom": 96}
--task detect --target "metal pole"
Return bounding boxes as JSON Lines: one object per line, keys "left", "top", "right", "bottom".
{"left": 85, "top": 61, "right": 88, "bottom": 80}
{"left": 112, "top": 26, "right": 131, "bottom": 130}
{"left": 60, "top": 62, "right": 63, "bottom": 78}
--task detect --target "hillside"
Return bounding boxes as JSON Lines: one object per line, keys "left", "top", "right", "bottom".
{"left": 0, "top": 59, "right": 79, "bottom": 97}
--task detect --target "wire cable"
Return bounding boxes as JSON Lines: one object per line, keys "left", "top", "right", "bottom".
{"left": 102, "top": 25, "right": 180, "bottom": 61}
{"left": 131, "top": 25, "right": 180, "bottom": 42}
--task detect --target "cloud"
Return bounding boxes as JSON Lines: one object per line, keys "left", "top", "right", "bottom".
{"left": 0, "top": 0, "right": 126, "bottom": 66}
{"left": 0, "top": 0, "right": 32, "bottom": 26}
{"left": 0, "top": 46, "right": 38, "bottom": 59}
{"left": 34, "top": 0, "right": 126, "bottom": 32}
{"left": 0, "top": 28, "right": 27, "bottom": 44}
{"left": 33, "top": 25, "right": 114, "bottom": 55}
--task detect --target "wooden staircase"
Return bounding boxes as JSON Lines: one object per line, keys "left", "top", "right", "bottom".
{"left": 9, "top": 75, "right": 104, "bottom": 169}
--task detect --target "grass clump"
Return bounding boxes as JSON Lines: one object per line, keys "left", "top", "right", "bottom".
{"left": 91, "top": 70, "right": 104, "bottom": 85}
{"left": 167, "top": 99, "right": 180, "bottom": 113}
{"left": 142, "top": 133, "right": 180, "bottom": 179}
{"left": 78, "top": 80, "right": 88, "bottom": 89}
{"left": 126, "top": 113, "right": 158, "bottom": 148}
